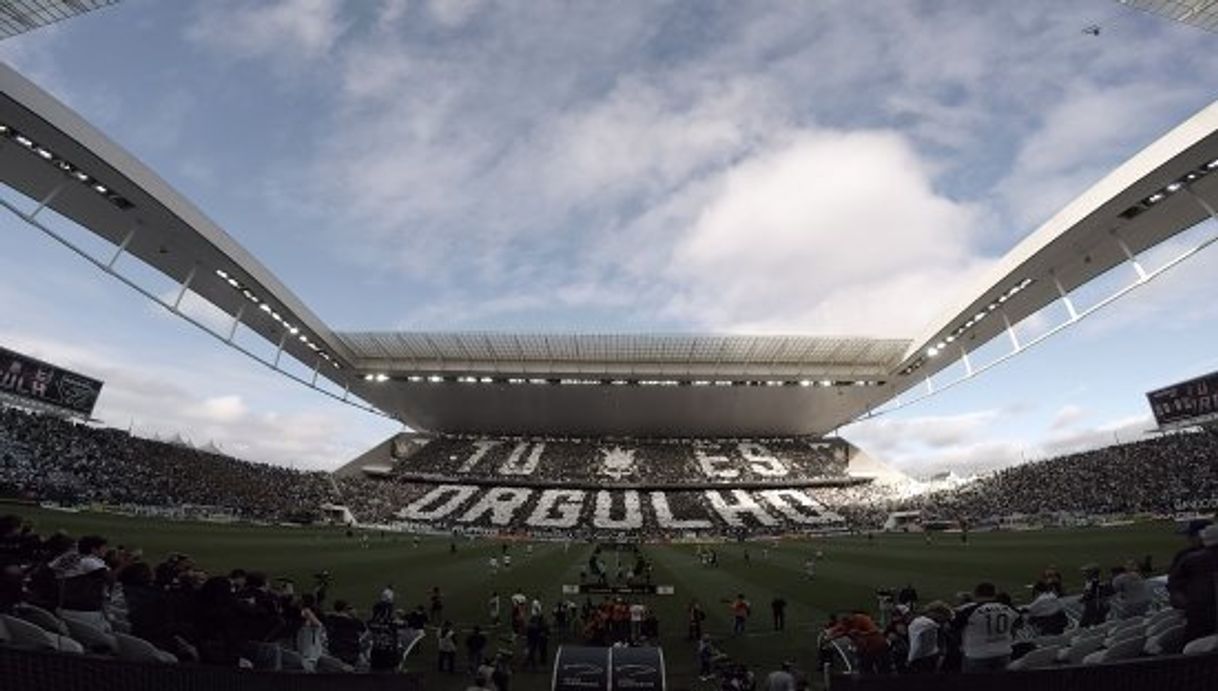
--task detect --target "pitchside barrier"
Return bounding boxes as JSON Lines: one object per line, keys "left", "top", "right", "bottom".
{"left": 552, "top": 645, "right": 665, "bottom": 691}
{"left": 0, "top": 646, "right": 423, "bottom": 691}
{"left": 831, "top": 652, "right": 1218, "bottom": 691}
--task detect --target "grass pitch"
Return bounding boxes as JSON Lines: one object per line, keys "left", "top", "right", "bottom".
{"left": 3, "top": 505, "right": 1184, "bottom": 690}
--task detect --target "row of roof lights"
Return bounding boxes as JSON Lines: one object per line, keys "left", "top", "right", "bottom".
{"left": 361, "top": 375, "right": 885, "bottom": 388}
{"left": 899, "top": 277, "right": 1035, "bottom": 376}
{"left": 1118, "top": 157, "right": 1218, "bottom": 220}
{"left": 898, "top": 154, "right": 1218, "bottom": 378}
{"left": 214, "top": 268, "right": 340, "bottom": 369}
{"left": 0, "top": 122, "right": 133, "bottom": 210}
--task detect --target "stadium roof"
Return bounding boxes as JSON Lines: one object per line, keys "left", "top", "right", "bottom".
{"left": 3, "top": 61, "right": 1218, "bottom": 435}
{"left": 0, "top": 0, "right": 118, "bottom": 41}
{"left": 1117, "top": 0, "right": 1218, "bottom": 33}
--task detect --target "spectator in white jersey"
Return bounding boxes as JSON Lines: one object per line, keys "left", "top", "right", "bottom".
{"left": 1024, "top": 580, "right": 1067, "bottom": 635}
{"left": 952, "top": 582, "right": 1019, "bottom": 673}
{"left": 907, "top": 601, "right": 952, "bottom": 673}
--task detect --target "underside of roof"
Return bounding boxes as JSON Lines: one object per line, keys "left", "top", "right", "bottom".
{"left": 336, "top": 332, "right": 910, "bottom": 378}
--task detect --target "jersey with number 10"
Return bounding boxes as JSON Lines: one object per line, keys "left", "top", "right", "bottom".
{"left": 955, "top": 601, "right": 1017, "bottom": 659}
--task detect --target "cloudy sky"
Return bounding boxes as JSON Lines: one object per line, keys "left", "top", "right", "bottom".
{"left": 3, "top": 0, "right": 1218, "bottom": 476}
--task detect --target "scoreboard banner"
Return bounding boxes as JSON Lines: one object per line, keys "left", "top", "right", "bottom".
{"left": 0, "top": 346, "right": 103, "bottom": 417}
{"left": 1146, "top": 371, "right": 1218, "bottom": 428}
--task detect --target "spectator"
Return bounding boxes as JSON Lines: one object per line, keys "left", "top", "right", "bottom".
{"left": 1025, "top": 581, "right": 1067, "bottom": 635}
{"left": 437, "top": 621, "right": 457, "bottom": 673}
{"left": 764, "top": 661, "right": 796, "bottom": 691}
{"left": 1078, "top": 565, "right": 1111, "bottom": 627}
{"left": 323, "top": 600, "right": 367, "bottom": 668}
{"left": 366, "top": 602, "right": 403, "bottom": 672}
{"left": 1110, "top": 562, "right": 1151, "bottom": 618}
{"left": 730, "top": 593, "right": 751, "bottom": 636}
{"left": 465, "top": 624, "right": 488, "bottom": 673}
{"left": 907, "top": 601, "right": 952, "bottom": 673}
{"left": 771, "top": 595, "right": 787, "bottom": 631}
{"left": 687, "top": 599, "right": 706, "bottom": 640}
{"left": 953, "top": 582, "right": 1018, "bottom": 673}
{"left": 828, "top": 611, "right": 889, "bottom": 674}
{"left": 1169, "top": 523, "right": 1218, "bottom": 643}
{"left": 50, "top": 534, "right": 112, "bottom": 631}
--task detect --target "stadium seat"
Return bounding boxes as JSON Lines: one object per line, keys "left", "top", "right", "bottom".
{"left": 1144, "top": 623, "right": 1187, "bottom": 656}
{"left": 1059, "top": 635, "right": 1106, "bottom": 665}
{"left": 0, "top": 615, "right": 84, "bottom": 653}
{"left": 315, "top": 655, "right": 353, "bottom": 673}
{"left": 1033, "top": 632, "right": 1073, "bottom": 648}
{"left": 1182, "top": 634, "right": 1218, "bottom": 656}
{"left": 1083, "top": 635, "right": 1145, "bottom": 665}
{"left": 62, "top": 617, "right": 119, "bottom": 655}
{"left": 280, "top": 648, "right": 307, "bottom": 671}
{"left": 1105, "top": 623, "right": 1146, "bottom": 647}
{"left": 1070, "top": 627, "right": 1107, "bottom": 646}
{"left": 1146, "top": 608, "right": 1183, "bottom": 628}
{"left": 114, "top": 632, "right": 177, "bottom": 664}
{"left": 1008, "top": 645, "right": 1060, "bottom": 670}
{"left": 1146, "top": 614, "right": 1184, "bottom": 638}
{"left": 14, "top": 604, "right": 68, "bottom": 636}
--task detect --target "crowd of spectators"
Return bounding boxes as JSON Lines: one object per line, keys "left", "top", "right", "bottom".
{"left": 0, "top": 407, "right": 336, "bottom": 522}
{"left": 392, "top": 435, "right": 851, "bottom": 487}
{"left": 809, "top": 519, "right": 1218, "bottom": 678}
{"left": 334, "top": 477, "right": 846, "bottom": 538}
{"left": 5, "top": 403, "right": 1218, "bottom": 541}
{"left": 888, "top": 431, "right": 1218, "bottom": 527}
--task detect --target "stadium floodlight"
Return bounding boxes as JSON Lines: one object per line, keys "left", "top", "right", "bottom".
{"left": 926, "top": 346, "right": 939, "bottom": 357}
{"left": 1208, "top": 158, "right": 1218, "bottom": 170}
{"left": 14, "top": 134, "right": 31, "bottom": 146}
{"left": 35, "top": 146, "right": 51, "bottom": 159}
{"left": 1147, "top": 191, "right": 1166, "bottom": 204}
{"left": 258, "top": 303, "right": 272, "bottom": 313}
{"left": 1165, "top": 181, "right": 1184, "bottom": 193}
{"left": 798, "top": 380, "right": 812, "bottom": 387}
{"left": 215, "top": 269, "right": 228, "bottom": 279}
{"left": 374, "top": 373, "right": 389, "bottom": 382}
{"left": 0, "top": 123, "right": 7, "bottom": 132}
{"left": 428, "top": 375, "right": 444, "bottom": 383}
{"left": 72, "top": 170, "right": 88, "bottom": 181}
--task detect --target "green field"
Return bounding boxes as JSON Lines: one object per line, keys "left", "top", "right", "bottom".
{"left": 2, "top": 505, "right": 1187, "bottom": 690}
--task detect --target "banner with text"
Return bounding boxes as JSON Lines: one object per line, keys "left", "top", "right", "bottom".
{"left": 1147, "top": 370, "right": 1218, "bottom": 428}
{"left": 0, "top": 346, "right": 103, "bottom": 417}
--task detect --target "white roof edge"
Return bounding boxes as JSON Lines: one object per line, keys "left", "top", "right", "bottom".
{"left": 0, "top": 60, "right": 349, "bottom": 361}
{"left": 905, "top": 98, "right": 1218, "bottom": 360}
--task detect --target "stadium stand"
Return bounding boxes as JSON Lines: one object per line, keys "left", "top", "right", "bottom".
{"left": 389, "top": 435, "right": 851, "bottom": 486}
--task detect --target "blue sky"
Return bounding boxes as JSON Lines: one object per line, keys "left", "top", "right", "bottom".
{"left": 3, "top": 0, "right": 1218, "bottom": 475}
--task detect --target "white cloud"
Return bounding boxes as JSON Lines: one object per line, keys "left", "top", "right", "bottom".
{"left": 663, "top": 129, "right": 990, "bottom": 335}
{"left": 187, "top": 0, "right": 345, "bottom": 64}
{"left": 1049, "top": 404, "right": 1086, "bottom": 431}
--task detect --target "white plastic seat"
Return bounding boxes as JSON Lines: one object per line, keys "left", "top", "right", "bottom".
{"left": 1033, "top": 632, "right": 1072, "bottom": 648}
{"left": 14, "top": 604, "right": 68, "bottom": 636}
{"left": 1106, "top": 624, "right": 1146, "bottom": 646}
{"left": 1008, "top": 645, "right": 1060, "bottom": 670}
{"left": 0, "top": 614, "right": 83, "bottom": 653}
{"left": 62, "top": 617, "right": 119, "bottom": 655}
{"left": 1182, "top": 634, "right": 1218, "bottom": 655}
{"left": 1144, "top": 624, "right": 1187, "bottom": 656}
{"left": 114, "top": 632, "right": 177, "bottom": 664}
{"left": 1083, "top": 635, "right": 1145, "bottom": 665}
{"left": 1146, "top": 608, "right": 1183, "bottom": 628}
{"left": 1146, "top": 614, "right": 1183, "bottom": 638}
{"left": 1059, "top": 635, "right": 1105, "bottom": 665}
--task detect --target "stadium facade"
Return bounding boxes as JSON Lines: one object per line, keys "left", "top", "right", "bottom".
{"left": 4, "top": 61, "right": 1218, "bottom": 438}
